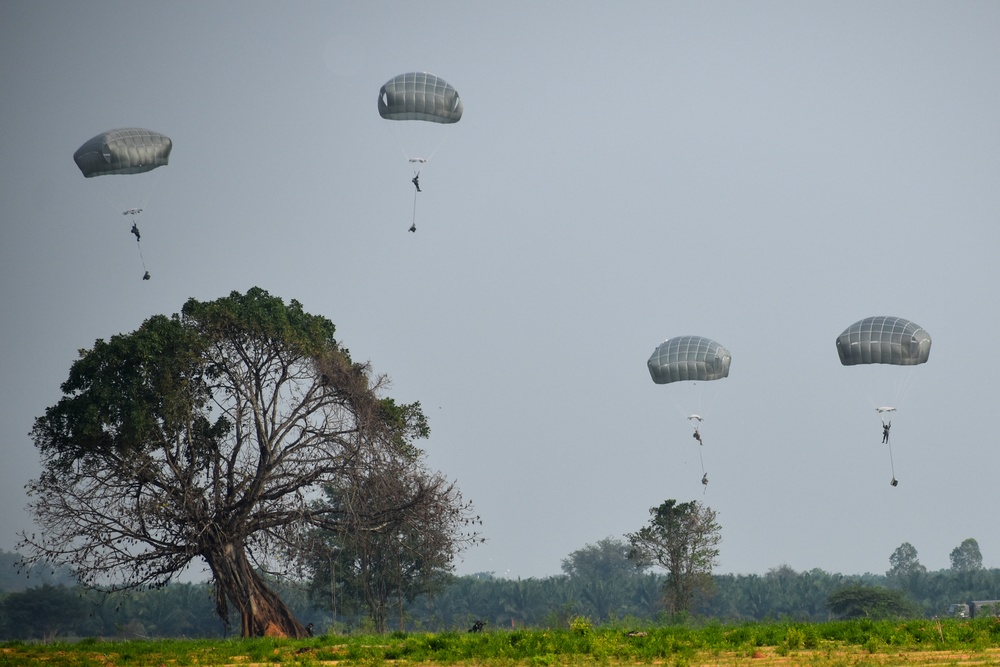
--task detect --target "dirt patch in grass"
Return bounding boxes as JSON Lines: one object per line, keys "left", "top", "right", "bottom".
{"left": 697, "top": 647, "right": 1000, "bottom": 666}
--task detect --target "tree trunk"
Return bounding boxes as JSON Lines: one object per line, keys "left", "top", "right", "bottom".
{"left": 206, "top": 542, "right": 309, "bottom": 638}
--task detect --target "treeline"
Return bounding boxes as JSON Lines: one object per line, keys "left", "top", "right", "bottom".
{"left": 0, "top": 561, "right": 319, "bottom": 641}
{"left": 4, "top": 558, "right": 1000, "bottom": 640}
{"left": 0, "top": 551, "right": 75, "bottom": 592}
{"left": 403, "top": 567, "right": 1000, "bottom": 631}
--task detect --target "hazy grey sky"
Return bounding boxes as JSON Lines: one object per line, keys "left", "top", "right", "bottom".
{"left": 3, "top": 1, "right": 1000, "bottom": 581}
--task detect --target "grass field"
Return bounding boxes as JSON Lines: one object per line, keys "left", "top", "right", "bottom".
{"left": 4, "top": 618, "right": 1000, "bottom": 666}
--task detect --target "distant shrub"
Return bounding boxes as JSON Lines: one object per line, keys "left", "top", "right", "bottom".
{"left": 569, "top": 616, "right": 593, "bottom": 635}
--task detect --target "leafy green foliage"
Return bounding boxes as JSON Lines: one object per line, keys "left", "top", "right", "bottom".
{"left": 182, "top": 287, "right": 340, "bottom": 359}
{"left": 827, "top": 585, "right": 920, "bottom": 619}
{"left": 569, "top": 616, "right": 593, "bottom": 635}
{"left": 377, "top": 397, "right": 431, "bottom": 455}
{"left": 32, "top": 313, "right": 210, "bottom": 471}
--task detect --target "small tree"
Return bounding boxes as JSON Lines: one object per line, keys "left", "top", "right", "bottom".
{"left": 827, "top": 584, "right": 918, "bottom": 619}
{"left": 561, "top": 537, "right": 650, "bottom": 622}
{"left": 625, "top": 499, "right": 720, "bottom": 617}
{"left": 950, "top": 538, "right": 983, "bottom": 572}
{"left": 304, "top": 463, "right": 478, "bottom": 632}
{"left": 561, "top": 537, "right": 648, "bottom": 581}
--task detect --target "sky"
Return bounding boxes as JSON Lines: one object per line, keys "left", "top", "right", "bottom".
{"left": 2, "top": 1, "right": 1000, "bottom": 582}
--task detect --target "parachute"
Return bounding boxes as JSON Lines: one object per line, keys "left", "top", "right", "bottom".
{"left": 836, "top": 316, "right": 931, "bottom": 367}
{"left": 73, "top": 128, "right": 172, "bottom": 178}
{"left": 73, "top": 128, "right": 172, "bottom": 280}
{"left": 648, "top": 335, "right": 732, "bottom": 385}
{"left": 648, "top": 335, "right": 732, "bottom": 490}
{"left": 836, "top": 316, "right": 932, "bottom": 486}
{"left": 378, "top": 72, "right": 463, "bottom": 124}
{"left": 378, "top": 73, "right": 462, "bottom": 232}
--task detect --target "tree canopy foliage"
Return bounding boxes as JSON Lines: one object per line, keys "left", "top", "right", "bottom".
{"left": 888, "top": 542, "right": 927, "bottom": 579}
{"left": 950, "top": 539, "right": 983, "bottom": 573}
{"left": 19, "top": 288, "right": 478, "bottom": 638}
{"left": 826, "top": 584, "right": 920, "bottom": 619}
{"left": 561, "top": 537, "right": 648, "bottom": 581}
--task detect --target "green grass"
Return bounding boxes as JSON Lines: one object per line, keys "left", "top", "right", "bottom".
{"left": 3, "top": 618, "right": 1000, "bottom": 666}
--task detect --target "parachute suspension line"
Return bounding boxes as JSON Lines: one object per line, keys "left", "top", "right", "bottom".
{"left": 859, "top": 365, "right": 920, "bottom": 415}
{"left": 664, "top": 405, "right": 709, "bottom": 491}
{"left": 387, "top": 120, "right": 434, "bottom": 165}
{"left": 422, "top": 132, "right": 447, "bottom": 164}
{"left": 411, "top": 187, "right": 418, "bottom": 231}
{"left": 135, "top": 236, "right": 147, "bottom": 271}
{"left": 101, "top": 189, "right": 122, "bottom": 216}
{"left": 887, "top": 436, "right": 897, "bottom": 487}
{"left": 892, "top": 368, "right": 920, "bottom": 412}
{"left": 385, "top": 115, "right": 449, "bottom": 166}
{"left": 688, "top": 413, "right": 707, "bottom": 493}
{"left": 699, "top": 381, "right": 724, "bottom": 423}
{"left": 136, "top": 171, "right": 160, "bottom": 214}
{"left": 128, "top": 212, "right": 149, "bottom": 278}
{"left": 666, "top": 383, "right": 717, "bottom": 492}
{"left": 669, "top": 382, "right": 715, "bottom": 423}
{"left": 698, "top": 443, "right": 707, "bottom": 494}
{"left": 386, "top": 121, "right": 411, "bottom": 163}
{"left": 97, "top": 171, "right": 157, "bottom": 218}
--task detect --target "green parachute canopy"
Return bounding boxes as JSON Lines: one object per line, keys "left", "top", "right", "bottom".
{"left": 378, "top": 72, "right": 463, "bottom": 124}
{"left": 836, "top": 316, "right": 931, "bottom": 367}
{"left": 647, "top": 335, "right": 732, "bottom": 385}
{"left": 73, "top": 128, "right": 172, "bottom": 178}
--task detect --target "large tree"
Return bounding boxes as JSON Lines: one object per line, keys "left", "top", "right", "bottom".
{"left": 19, "top": 288, "right": 477, "bottom": 638}
{"left": 625, "top": 499, "right": 721, "bottom": 617}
